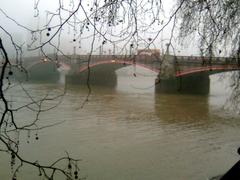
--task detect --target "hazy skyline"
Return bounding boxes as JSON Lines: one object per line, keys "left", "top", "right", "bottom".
{"left": 0, "top": 0, "right": 205, "bottom": 59}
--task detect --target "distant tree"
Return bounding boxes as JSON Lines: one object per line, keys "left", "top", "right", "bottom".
{"left": 177, "top": 0, "right": 240, "bottom": 56}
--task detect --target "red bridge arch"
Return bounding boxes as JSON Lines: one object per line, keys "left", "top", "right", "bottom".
{"left": 176, "top": 65, "right": 240, "bottom": 77}
{"left": 76, "top": 60, "right": 160, "bottom": 73}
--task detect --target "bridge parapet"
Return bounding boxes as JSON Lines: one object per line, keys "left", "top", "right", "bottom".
{"left": 174, "top": 55, "right": 240, "bottom": 73}
{"left": 174, "top": 55, "right": 238, "bottom": 65}
{"left": 157, "top": 54, "right": 240, "bottom": 79}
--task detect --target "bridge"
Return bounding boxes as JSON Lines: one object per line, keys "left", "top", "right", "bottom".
{"left": 156, "top": 54, "right": 240, "bottom": 94}
{"left": 18, "top": 52, "right": 240, "bottom": 94}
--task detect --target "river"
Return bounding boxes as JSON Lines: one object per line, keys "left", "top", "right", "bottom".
{"left": 0, "top": 66, "right": 240, "bottom": 180}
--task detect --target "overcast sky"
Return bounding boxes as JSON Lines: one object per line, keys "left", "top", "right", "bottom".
{"left": 0, "top": 0, "right": 200, "bottom": 59}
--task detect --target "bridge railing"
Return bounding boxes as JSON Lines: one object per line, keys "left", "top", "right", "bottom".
{"left": 174, "top": 55, "right": 240, "bottom": 66}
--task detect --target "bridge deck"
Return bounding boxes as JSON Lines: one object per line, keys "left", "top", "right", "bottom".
{"left": 21, "top": 54, "right": 240, "bottom": 78}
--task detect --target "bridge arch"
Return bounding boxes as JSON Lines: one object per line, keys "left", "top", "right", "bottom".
{"left": 156, "top": 65, "right": 240, "bottom": 94}
{"left": 65, "top": 60, "right": 160, "bottom": 86}
{"left": 175, "top": 65, "right": 240, "bottom": 77}
{"left": 76, "top": 60, "right": 160, "bottom": 74}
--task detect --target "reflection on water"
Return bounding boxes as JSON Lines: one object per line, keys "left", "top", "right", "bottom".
{"left": 0, "top": 67, "right": 240, "bottom": 180}
{"left": 154, "top": 94, "right": 210, "bottom": 125}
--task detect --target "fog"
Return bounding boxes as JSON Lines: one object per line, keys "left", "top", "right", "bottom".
{"left": 0, "top": 0, "right": 202, "bottom": 60}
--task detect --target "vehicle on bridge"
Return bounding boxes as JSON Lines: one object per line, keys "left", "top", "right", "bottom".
{"left": 137, "top": 49, "right": 160, "bottom": 58}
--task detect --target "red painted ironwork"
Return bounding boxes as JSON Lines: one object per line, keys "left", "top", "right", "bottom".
{"left": 176, "top": 65, "right": 240, "bottom": 77}
{"left": 76, "top": 60, "right": 160, "bottom": 73}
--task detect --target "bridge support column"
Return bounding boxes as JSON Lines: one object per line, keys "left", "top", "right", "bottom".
{"left": 155, "top": 73, "right": 210, "bottom": 94}
{"left": 65, "top": 65, "right": 118, "bottom": 87}
{"left": 28, "top": 62, "right": 60, "bottom": 82}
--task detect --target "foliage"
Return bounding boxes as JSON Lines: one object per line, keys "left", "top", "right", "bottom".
{"left": 177, "top": 0, "right": 240, "bottom": 56}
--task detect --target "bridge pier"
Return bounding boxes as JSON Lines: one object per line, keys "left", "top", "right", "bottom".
{"left": 10, "top": 61, "right": 60, "bottom": 82}
{"left": 28, "top": 62, "right": 60, "bottom": 82}
{"left": 66, "top": 64, "right": 118, "bottom": 87}
{"left": 155, "top": 73, "right": 210, "bottom": 94}
{"left": 8, "top": 66, "right": 27, "bottom": 82}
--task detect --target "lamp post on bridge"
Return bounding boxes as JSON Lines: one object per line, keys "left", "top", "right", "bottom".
{"left": 237, "top": 40, "right": 240, "bottom": 66}
{"left": 165, "top": 43, "right": 170, "bottom": 55}
{"left": 72, "top": 46, "right": 77, "bottom": 65}
{"left": 129, "top": 43, "right": 134, "bottom": 58}
{"left": 113, "top": 43, "right": 116, "bottom": 57}
{"left": 99, "top": 45, "right": 103, "bottom": 56}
